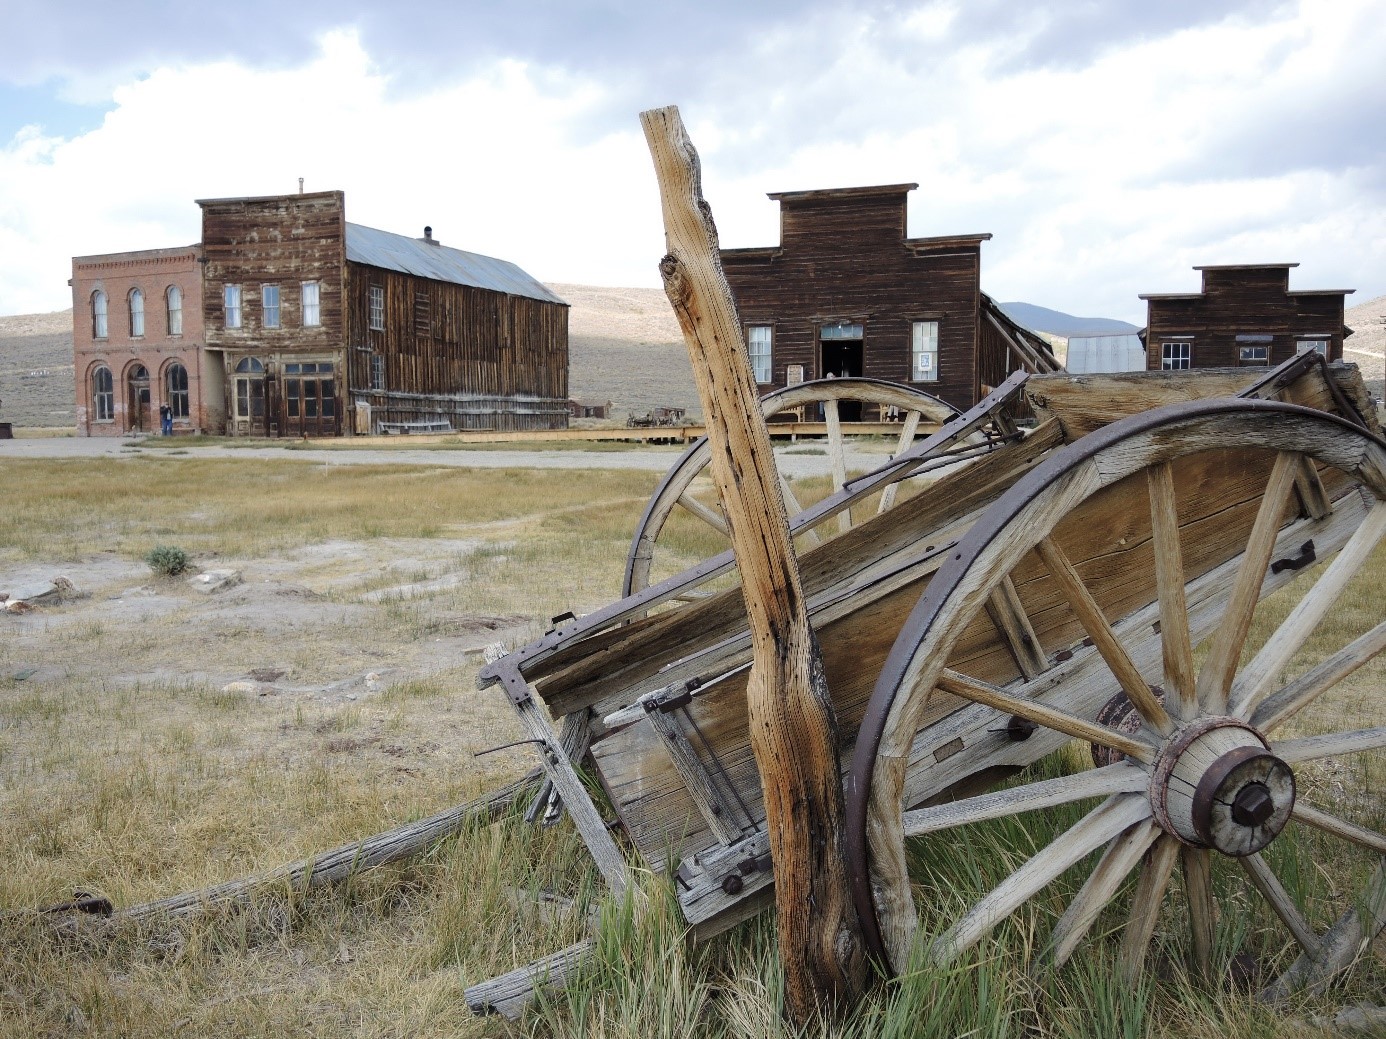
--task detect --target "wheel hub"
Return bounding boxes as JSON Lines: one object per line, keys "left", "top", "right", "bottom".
{"left": 1150, "top": 717, "right": 1295, "bottom": 857}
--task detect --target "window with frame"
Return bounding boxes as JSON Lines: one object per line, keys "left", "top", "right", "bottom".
{"left": 370, "top": 353, "right": 385, "bottom": 390}
{"left": 1297, "top": 339, "right": 1329, "bottom": 356}
{"left": 414, "top": 290, "right": 431, "bottom": 336}
{"left": 1161, "top": 341, "right": 1192, "bottom": 370}
{"left": 91, "top": 290, "right": 108, "bottom": 339}
{"left": 911, "top": 320, "right": 939, "bottom": 382}
{"left": 129, "top": 288, "right": 145, "bottom": 337}
{"left": 1238, "top": 344, "right": 1269, "bottom": 366}
{"left": 166, "top": 285, "right": 182, "bottom": 335}
{"left": 301, "top": 281, "right": 321, "bottom": 326}
{"left": 92, "top": 365, "right": 114, "bottom": 420}
{"left": 224, "top": 284, "right": 242, "bottom": 328}
{"left": 166, "top": 362, "right": 189, "bottom": 418}
{"left": 745, "top": 325, "right": 772, "bottom": 384}
{"left": 368, "top": 285, "right": 385, "bottom": 331}
{"left": 262, "top": 284, "right": 281, "bottom": 328}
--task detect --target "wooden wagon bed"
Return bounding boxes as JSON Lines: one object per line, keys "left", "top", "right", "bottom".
{"left": 474, "top": 352, "right": 1385, "bottom": 1007}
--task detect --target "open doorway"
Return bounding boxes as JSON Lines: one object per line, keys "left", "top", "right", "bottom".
{"left": 127, "top": 364, "right": 150, "bottom": 433}
{"left": 820, "top": 321, "right": 864, "bottom": 420}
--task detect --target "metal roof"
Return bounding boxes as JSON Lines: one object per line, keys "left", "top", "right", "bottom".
{"left": 345, "top": 223, "right": 566, "bottom": 306}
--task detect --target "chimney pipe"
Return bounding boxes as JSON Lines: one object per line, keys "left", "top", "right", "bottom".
{"left": 423, "top": 226, "right": 438, "bottom": 245}
{"left": 298, "top": 177, "right": 304, "bottom": 194}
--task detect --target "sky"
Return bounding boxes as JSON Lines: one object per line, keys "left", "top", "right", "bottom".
{"left": 1, "top": 0, "right": 1383, "bottom": 325}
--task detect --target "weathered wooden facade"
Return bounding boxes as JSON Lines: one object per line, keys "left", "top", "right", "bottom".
{"left": 719, "top": 184, "right": 1058, "bottom": 412}
{"left": 70, "top": 245, "right": 216, "bottom": 436}
{"left": 198, "top": 190, "right": 568, "bottom": 436}
{"left": 1139, "top": 264, "right": 1354, "bottom": 372}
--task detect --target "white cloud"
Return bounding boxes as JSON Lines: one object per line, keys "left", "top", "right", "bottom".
{"left": 1, "top": 1, "right": 1382, "bottom": 324}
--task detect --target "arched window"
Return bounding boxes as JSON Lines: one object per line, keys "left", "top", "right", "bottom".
{"left": 92, "top": 365, "right": 114, "bottom": 421}
{"left": 129, "top": 288, "right": 145, "bottom": 337}
{"left": 166, "top": 285, "right": 183, "bottom": 336}
{"left": 166, "top": 363, "right": 189, "bottom": 419}
{"left": 92, "top": 290, "right": 108, "bottom": 339}
{"left": 235, "top": 356, "right": 265, "bottom": 373}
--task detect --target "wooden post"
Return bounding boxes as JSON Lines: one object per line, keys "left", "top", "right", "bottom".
{"left": 640, "top": 105, "right": 866, "bottom": 1021}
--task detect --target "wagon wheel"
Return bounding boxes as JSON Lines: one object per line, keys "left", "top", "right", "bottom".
{"left": 624, "top": 377, "right": 959, "bottom": 595}
{"left": 847, "top": 398, "right": 1386, "bottom": 996}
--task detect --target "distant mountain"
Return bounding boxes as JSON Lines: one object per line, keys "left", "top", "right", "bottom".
{"left": 999, "top": 302, "right": 1140, "bottom": 337}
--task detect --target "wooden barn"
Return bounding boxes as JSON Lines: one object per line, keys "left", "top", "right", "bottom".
{"left": 199, "top": 190, "right": 568, "bottom": 436}
{"left": 1139, "top": 264, "right": 1354, "bottom": 371}
{"left": 719, "top": 184, "right": 1059, "bottom": 412}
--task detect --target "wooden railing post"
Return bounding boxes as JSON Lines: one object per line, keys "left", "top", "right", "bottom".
{"left": 640, "top": 104, "right": 866, "bottom": 1021}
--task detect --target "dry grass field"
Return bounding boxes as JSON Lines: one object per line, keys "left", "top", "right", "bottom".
{"left": 1, "top": 444, "right": 1382, "bottom": 1038}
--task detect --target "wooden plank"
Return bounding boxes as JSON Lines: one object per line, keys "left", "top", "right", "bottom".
{"left": 465, "top": 939, "right": 596, "bottom": 1020}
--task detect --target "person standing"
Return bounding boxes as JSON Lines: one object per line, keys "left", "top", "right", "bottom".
{"left": 160, "top": 403, "right": 173, "bottom": 436}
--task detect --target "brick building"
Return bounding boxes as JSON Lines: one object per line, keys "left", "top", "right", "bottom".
{"left": 71, "top": 245, "right": 214, "bottom": 436}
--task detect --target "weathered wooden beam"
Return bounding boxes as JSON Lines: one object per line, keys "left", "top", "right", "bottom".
{"left": 641, "top": 104, "right": 866, "bottom": 1020}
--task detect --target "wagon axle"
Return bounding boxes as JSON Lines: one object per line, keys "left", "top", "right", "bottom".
{"left": 1150, "top": 717, "right": 1295, "bottom": 857}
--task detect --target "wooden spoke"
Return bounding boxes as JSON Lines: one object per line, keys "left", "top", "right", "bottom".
{"left": 1291, "top": 802, "right": 1386, "bottom": 855}
{"left": 985, "top": 575, "right": 1047, "bottom": 680}
{"left": 1182, "top": 846, "right": 1215, "bottom": 976}
{"left": 1240, "top": 853, "right": 1322, "bottom": 959}
{"left": 1258, "top": 861, "right": 1386, "bottom": 1001}
{"left": 877, "top": 410, "right": 923, "bottom": 514}
{"left": 932, "top": 795, "right": 1152, "bottom": 963}
{"left": 676, "top": 491, "right": 730, "bottom": 535}
{"left": 1195, "top": 450, "right": 1299, "bottom": 713}
{"left": 904, "top": 761, "right": 1147, "bottom": 837}
{"left": 1147, "top": 462, "right": 1197, "bottom": 720}
{"left": 778, "top": 473, "right": 822, "bottom": 548}
{"left": 1230, "top": 501, "right": 1386, "bottom": 719}
{"left": 937, "top": 670, "right": 1157, "bottom": 763}
{"left": 1276, "top": 726, "right": 1386, "bottom": 764}
{"left": 1036, "top": 538, "right": 1174, "bottom": 736}
{"left": 1252, "top": 619, "right": 1386, "bottom": 733}
{"left": 1048, "top": 819, "right": 1161, "bottom": 968}
{"left": 1118, "top": 834, "right": 1180, "bottom": 983}
{"left": 823, "top": 397, "right": 852, "bottom": 534}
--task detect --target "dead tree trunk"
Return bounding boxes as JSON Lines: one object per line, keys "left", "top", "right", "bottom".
{"left": 640, "top": 104, "right": 866, "bottom": 1021}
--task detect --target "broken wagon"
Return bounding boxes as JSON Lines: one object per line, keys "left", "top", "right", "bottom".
{"left": 470, "top": 352, "right": 1386, "bottom": 1014}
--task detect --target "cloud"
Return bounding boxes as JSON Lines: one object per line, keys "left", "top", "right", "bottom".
{"left": 1, "top": 1, "right": 1382, "bottom": 323}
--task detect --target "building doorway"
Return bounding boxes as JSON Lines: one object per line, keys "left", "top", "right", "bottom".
{"left": 127, "top": 364, "right": 151, "bottom": 433}
{"left": 820, "top": 322, "right": 864, "bottom": 420}
{"left": 282, "top": 361, "right": 339, "bottom": 437}
{"left": 233, "top": 357, "right": 267, "bottom": 435}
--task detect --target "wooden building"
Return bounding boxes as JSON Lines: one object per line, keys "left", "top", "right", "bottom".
{"left": 199, "top": 190, "right": 568, "bottom": 435}
{"left": 719, "top": 184, "right": 1058, "bottom": 412}
{"left": 70, "top": 245, "right": 215, "bottom": 436}
{"left": 1139, "top": 264, "right": 1354, "bottom": 371}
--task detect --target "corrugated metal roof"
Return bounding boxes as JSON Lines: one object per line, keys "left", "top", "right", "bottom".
{"left": 345, "top": 223, "right": 566, "bottom": 306}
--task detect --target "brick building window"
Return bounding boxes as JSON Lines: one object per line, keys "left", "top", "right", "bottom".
{"left": 91, "top": 290, "right": 108, "bottom": 339}
{"left": 224, "top": 284, "right": 242, "bottom": 328}
{"left": 92, "top": 365, "right": 114, "bottom": 420}
{"left": 129, "top": 288, "right": 145, "bottom": 337}
{"left": 166, "top": 362, "right": 189, "bottom": 418}
{"left": 262, "top": 284, "right": 281, "bottom": 328}
{"left": 368, "top": 285, "right": 385, "bottom": 331}
{"left": 1161, "top": 341, "right": 1192, "bottom": 370}
{"left": 301, "top": 281, "right": 321, "bottom": 326}
{"left": 911, "top": 320, "right": 939, "bottom": 382}
{"left": 166, "top": 285, "right": 182, "bottom": 335}
{"left": 746, "top": 325, "right": 772, "bottom": 384}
